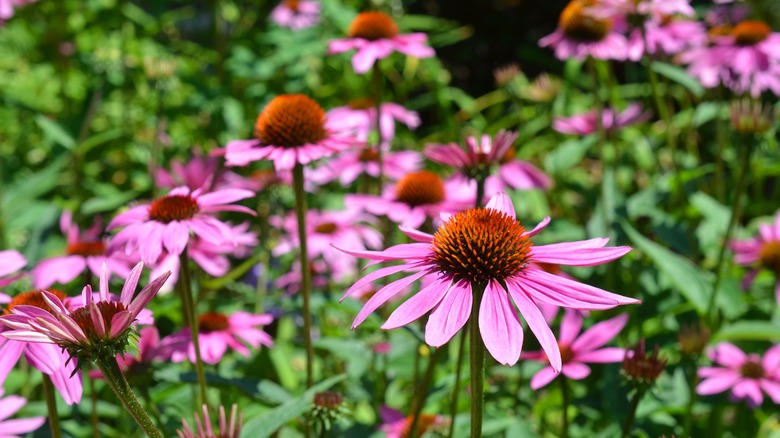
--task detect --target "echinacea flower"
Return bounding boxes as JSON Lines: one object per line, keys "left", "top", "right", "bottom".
{"left": 0, "top": 263, "right": 171, "bottom": 366}
{"left": 553, "top": 103, "right": 651, "bottom": 136}
{"left": 0, "top": 389, "right": 45, "bottom": 437}
{"left": 326, "top": 99, "right": 421, "bottom": 147}
{"left": 628, "top": 19, "right": 707, "bottom": 58}
{"left": 588, "top": 0, "right": 694, "bottom": 22}
{"left": 424, "top": 130, "right": 552, "bottom": 195}
{"left": 164, "top": 311, "right": 273, "bottom": 365}
{"left": 0, "top": 250, "right": 25, "bottom": 290}
{"left": 310, "top": 145, "right": 423, "bottom": 186}
{"left": 328, "top": 11, "right": 435, "bottom": 74}
{"left": 178, "top": 404, "right": 242, "bottom": 438}
{"left": 89, "top": 326, "right": 163, "bottom": 383}
{"left": 731, "top": 211, "right": 780, "bottom": 303}
{"left": 271, "top": 208, "right": 382, "bottom": 271}
{"left": 225, "top": 94, "right": 356, "bottom": 172}
{"left": 155, "top": 151, "right": 256, "bottom": 193}
{"left": 0, "top": 289, "right": 83, "bottom": 404}
{"left": 379, "top": 406, "right": 444, "bottom": 438}
{"left": 270, "top": 0, "right": 320, "bottom": 30}
{"left": 524, "top": 311, "right": 628, "bottom": 389}
{"left": 540, "top": 0, "right": 629, "bottom": 61}
{"left": 108, "top": 186, "right": 255, "bottom": 265}
{"left": 697, "top": 342, "right": 780, "bottom": 407}
{"left": 31, "top": 211, "right": 133, "bottom": 289}
{"left": 345, "top": 171, "right": 474, "bottom": 228}
{"left": 681, "top": 20, "right": 780, "bottom": 97}
{"left": 336, "top": 192, "right": 639, "bottom": 367}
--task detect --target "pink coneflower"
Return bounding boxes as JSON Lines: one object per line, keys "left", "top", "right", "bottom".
{"left": 327, "top": 99, "right": 421, "bottom": 147}
{"left": 108, "top": 186, "right": 255, "bottom": 265}
{"left": 379, "top": 406, "right": 444, "bottom": 438}
{"left": 178, "top": 404, "right": 242, "bottom": 438}
{"left": 0, "top": 389, "right": 45, "bottom": 436}
{"left": 90, "top": 326, "right": 163, "bottom": 380}
{"left": 346, "top": 171, "right": 474, "bottom": 229}
{"left": 336, "top": 192, "right": 639, "bottom": 367}
{"left": 270, "top": 0, "right": 320, "bottom": 30}
{"left": 275, "top": 259, "right": 333, "bottom": 294}
{"left": 310, "top": 146, "right": 423, "bottom": 186}
{"left": 681, "top": 20, "right": 780, "bottom": 97}
{"left": 224, "top": 94, "right": 356, "bottom": 172}
{"left": 0, "top": 250, "right": 25, "bottom": 290}
{"left": 271, "top": 208, "right": 382, "bottom": 270}
{"left": 0, "top": 0, "right": 36, "bottom": 23}
{"left": 0, "top": 289, "right": 83, "bottom": 405}
{"left": 731, "top": 211, "right": 780, "bottom": 303}
{"left": 588, "top": 0, "right": 694, "bottom": 22}
{"left": 627, "top": 19, "right": 708, "bottom": 58}
{"left": 155, "top": 151, "right": 256, "bottom": 193}
{"left": 0, "top": 262, "right": 170, "bottom": 365}
{"left": 553, "top": 103, "right": 652, "bottom": 136}
{"left": 697, "top": 342, "right": 780, "bottom": 407}
{"left": 164, "top": 311, "right": 273, "bottom": 365}
{"left": 31, "top": 211, "right": 133, "bottom": 289}
{"left": 524, "top": 311, "right": 628, "bottom": 389}
{"left": 424, "top": 130, "right": 552, "bottom": 195}
{"left": 328, "top": 11, "right": 435, "bottom": 74}
{"left": 540, "top": 0, "right": 629, "bottom": 61}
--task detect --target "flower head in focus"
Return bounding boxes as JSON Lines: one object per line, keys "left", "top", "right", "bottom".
{"left": 697, "top": 343, "right": 780, "bottom": 407}
{"left": 328, "top": 11, "right": 435, "bottom": 74}
{"left": 336, "top": 192, "right": 639, "bottom": 367}
{"left": 177, "top": 404, "right": 242, "bottom": 438}
{"left": 270, "top": 0, "right": 320, "bottom": 30}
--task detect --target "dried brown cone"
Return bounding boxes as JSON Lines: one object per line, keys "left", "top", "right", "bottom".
{"left": 622, "top": 339, "right": 667, "bottom": 390}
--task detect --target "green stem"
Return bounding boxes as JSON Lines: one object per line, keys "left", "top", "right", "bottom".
{"left": 705, "top": 140, "right": 752, "bottom": 326}
{"left": 372, "top": 63, "right": 385, "bottom": 192}
{"left": 42, "top": 375, "right": 63, "bottom": 438}
{"left": 560, "top": 375, "right": 570, "bottom": 438}
{"left": 447, "top": 328, "right": 468, "bottom": 438}
{"left": 408, "top": 347, "right": 444, "bottom": 438}
{"left": 178, "top": 250, "right": 209, "bottom": 406}
{"left": 293, "top": 163, "right": 315, "bottom": 390}
{"left": 621, "top": 388, "right": 644, "bottom": 438}
{"left": 475, "top": 177, "right": 486, "bottom": 208}
{"left": 96, "top": 356, "right": 164, "bottom": 438}
{"left": 470, "top": 282, "right": 486, "bottom": 438}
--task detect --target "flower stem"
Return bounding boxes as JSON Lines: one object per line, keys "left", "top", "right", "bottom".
{"left": 372, "top": 63, "right": 385, "bottom": 191}
{"left": 475, "top": 176, "right": 486, "bottom": 208}
{"left": 560, "top": 375, "right": 570, "bottom": 438}
{"left": 705, "top": 139, "right": 752, "bottom": 326}
{"left": 293, "top": 163, "right": 315, "bottom": 390}
{"left": 41, "top": 374, "right": 62, "bottom": 438}
{"left": 96, "top": 356, "right": 164, "bottom": 438}
{"left": 621, "top": 388, "right": 644, "bottom": 438}
{"left": 447, "top": 327, "right": 468, "bottom": 438}
{"left": 178, "top": 250, "right": 209, "bottom": 407}
{"left": 470, "top": 282, "right": 486, "bottom": 438}
{"left": 408, "top": 347, "right": 443, "bottom": 438}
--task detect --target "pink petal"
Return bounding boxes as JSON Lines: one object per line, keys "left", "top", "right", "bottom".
{"left": 351, "top": 270, "right": 429, "bottom": 329}
{"left": 120, "top": 262, "right": 144, "bottom": 306}
{"left": 697, "top": 371, "right": 741, "bottom": 395}
{"left": 479, "top": 280, "right": 524, "bottom": 366}
{"left": 571, "top": 313, "right": 628, "bottom": 353}
{"left": 485, "top": 192, "right": 515, "bottom": 216}
{"left": 562, "top": 362, "right": 591, "bottom": 380}
{"left": 382, "top": 276, "right": 451, "bottom": 330}
{"left": 530, "top": 366, "right": 559, "bottom": 389}
{"left": 576, "top": 347, "right": 626, "bottom": 363}
{"left": 507, "top": 282, "right": 561, "bottom": 372}
{"left": 708, "top": 343, "right": 747, "bottom": 368}
{"left": 425, "top": 279, "right": 472, "bottom": 347}
{"left": 558, "top": 310, "right": 583, "bottom": 345}
{"left": 531, "top": 242, "right": 632, "bottom": 266}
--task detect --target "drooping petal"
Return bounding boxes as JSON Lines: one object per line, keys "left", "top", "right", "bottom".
{"left": 530, "top": 366, "right": 559, "bottom": 390}
{"left": 479, "top": 280, "right": 524, "bottom": 366}
{"left": 382, "top": 276, "right": 452, "bottom": 330}
{"left": 120, "top": 262, "right": 144, "bottom": 306}
{"left": 351, "top": 270, "right": 429, "bottom": 329}
{"left": 508, "top": 282, "right": 561, "bottom": 372}
{"left": 425, "top": 280, "right": 472, "bottom": 347}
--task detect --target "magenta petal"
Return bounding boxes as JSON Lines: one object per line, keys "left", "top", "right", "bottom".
{"left": 399, "top": 226, "right": 434, "bottom": 243}
{"left": 530, "top": 366, "right": 559, "bottom": 390}
{"left": 697, "top": 372, "right": 740, "bottom": 395}
{"left": 759, "top": 379, "right": 780, "bottom": 404}
{"left": 0, "top": 339, "right": 24, "bottom": 383}
{"left": 522, "top": 270, "right": 640, "bottom": 307}
{"left": 508, "top": 282, "right": 561, "bottom": 372}
{"left": 90, "top": 303, "right": 106, "bottom": 339}
{"left": 24, "top": 343, "right": 64, "bottom": 375}
{"left": 110, "top": 311, "right": 134, "bottom": 338}
{"left": 558, "top": 310, "right": 583, "bottom": 345}
{"left": 576, "top": 347, "right": 626, "bottom": 363}
{"left": 120, "top": 262, "right": 144, "bottom": 306}
{"left": 128, "top": 271, "right": 171, "bottom": 319}
{"left": 352, "top": 270, "right": 429, "bottom": 329}
{"left": 425, "top": 280, "right": 472, "bottom": 347}
{"left": 562, "top": 362, "right": 591, "bottom": 380}
{"left": 340, "top": 263, "right": 419, "bottom": 302}
{"left": 571, "top": 313, "right": 628, "bottom": 353}
{"left": 485, "top": 192, "right": 515, "bottom": 216}
{"left": 708, "top": 343, "right": 747, "bottom": 368}
{"left": 531, "top": 243, "right": 632, "bottom": 266}
{"left": 479, "top": 280, "right": 524, "bottom": 366}
{"left": 0, "top": 417, "right": 47, "bottom": 435}
{"left": 382, "top": 276, "right": 451, "bottom": 330}
{"left": 48, "top": 360, "right": 82, "bottom": 405}
{"left": 523, "top": 217, "right": 551, "bottom": 237}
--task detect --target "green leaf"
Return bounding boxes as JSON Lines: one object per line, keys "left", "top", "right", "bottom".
{"left": 714, "top": 321, "right": 780, "bottom": 342}
{"left": 78, "top": 129, "right": 124, "bottom": 154}
{"left": 240, "top": 374, "right": 346, "bottom": 438}
{"left": 651, "top": 62, "right": 704, "bottom": 98}
{"left": 35, "top": 115, "right": 75, "bottom": 150}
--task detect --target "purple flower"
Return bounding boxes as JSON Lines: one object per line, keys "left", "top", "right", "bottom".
{"left": 0, "top": 389, "right": 45, "bottom": 437}
{"left": 553, "top": 103, "right": 652, "bottom": 135}
{"left": 524, "top": 310, "right": 628, "bottom": 389}
{"left": 540, "top": 0, "right": 630, "bottom": 61}
{"left": 336, "top": 192, "right": 639, "bottom": 367}
{"left": 698, "top": 343, "right": 780, "bottom": 407}
{"left": 270, "top": 0, "right": 320, "bottom": 30}
{"left": 0, "top": 250, "right": 25, "bottom": 290}
{"left": 731, "top": 211, "right": 780, "bottom": 303}
{"left": 328, "top": 12, "right": 435, "bottom": 74}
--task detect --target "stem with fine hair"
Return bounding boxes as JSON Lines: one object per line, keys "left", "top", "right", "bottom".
{"left": 447, "top": 328, "right": 468, "bottom": 438}
{"left": 293, "top": 163, "right": 315, "bottom": 390}
{"left": 42, "top": 374, "right": 63, "bottom": 438}
{"left": 470, "top": 281, "right": 487, "bottom": 438}
{"left": 372, "top": 63, "right": 385, "bottom": 191}
{"left": 408, "top": 347, "right": 444, "bottom": 438}
{"left": 178, "top": 250, "right": 209, "bottom": 406}
{"left": 705, "top": 140, "right": 753, "bottom": 326}
{"left": 96, "top": 356, "right": 164, "bottom": 438}
{"left": 621, "top": 388, "right": 644, "bottom": 438}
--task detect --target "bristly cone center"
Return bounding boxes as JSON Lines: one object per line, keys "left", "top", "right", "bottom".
{"left": 432, "top": 207, "right": 532, "bottom": 282}
{"left": 395, "top": 171, "right": 446, "bottom": 207}
{"left": 4, "top": 290, "right": 67, "bottom": 314}
{"left": 254, "top": 94, "right": 328, "bottom": 148}
{"left": 759, "top": 241, "right": 780, "bottom": 274}
{"left": 740, "top": 359, "right": 765, "bottom": 379}
{"left": 732, "top": 21, "right": 771, "bottom": 45}
{"left": 198, "top": 312, "right": 230, "bottom": 333}
{"left": 149, "top": 194, "right": 199, "bottom": 223}
{"left": 348, "top": 12, "right": 399, "bottom": 41}
{"left": 67, "top": 241, "right": 106, "bottom": 257}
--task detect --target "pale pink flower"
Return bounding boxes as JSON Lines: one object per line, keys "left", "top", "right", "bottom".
{"left": 178, "top": 404, "right": 242, "bottom": 438}
{"left": 524, "top": 311, "right": 628, "bottom": 389}
{"left": 225, "top": 94, "right": 357, "bottom": 172}
{"left": 698, "top": 343, "right": 780, "bottom": 407}
{"left": 31, "top": 211, "right": 133, "bottom": 289}
{"left": 0, "top": 250, "right": 25, "bottom": 289}
{"left": 553, "top": 103, "right": 652, "bottom": 135}
{"left": 540, "top": 0, "right": 629, "bottom": 61}
{"left": 270, "top": 0, "right": 320, "bottom": 30}
{"left": 0, "top": 389, "right": 45, "bottom": 437}
{"left": 0, "top": 0, "right": 36, "bottom": 23}
{"left": 164, "top": 311, "right": 273, "bottom": 365}
{"left": 328, "top": 12, "right": 435, "bottom": 74}
{"left": 731, "top": 211, "right": 780, "bottom": 303}
{"left": 681, "top": 21, "right": 780, "bottom": 97}
{"left": 0, "top": 263, "right": 170, "bottom": 364}
{"left": 310, "top": 146, "right": 423, "bottom": 186}
{"left": 379, "top": 406, "right": 443, "bottom": 438}
{"left": 155, "top": 151, "right": 257, "bottom": 193}
{"left": 336, "top": 192, "right": 639, "bottom": 367}
{"left": 346, "top": 171, "right": 474, "bottom": 229}
{"left": 425, "top": 130, "right": 552, "bottom": 194}
{"left": 588, "top": 0, "right": 695, "bottom": 22}
{"left": 626, "top": 19, "right": 708, "bottom": 58}
{"left": 326, "top": 100, "right": 420, "bottom": 147}
{"left": 107, "top": 186, "right": 255, "bottom": 265}
{"left": 0, "top": 290, "right": 82, "bottom": 405}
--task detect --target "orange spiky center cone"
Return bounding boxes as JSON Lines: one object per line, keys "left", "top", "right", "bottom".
{"left": 560, "top": 0, "right": 612, "bottom": 42}
{"left": 149, "top": 195, "right": 199, "bottom": 223}
{"left": 348, "top": 12, "right": 399, "bottom": 41}
{"left": 732, "top": 20, "right": 772, "bottom": 46}
{"left": 4, "top": 290, "right": 67, "bottom": 314}
{"left": 254, "top": 94, "right": 328, "bottom": 148}
{"left": 394, "top": 171, "right": 446, "bottom": 207}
